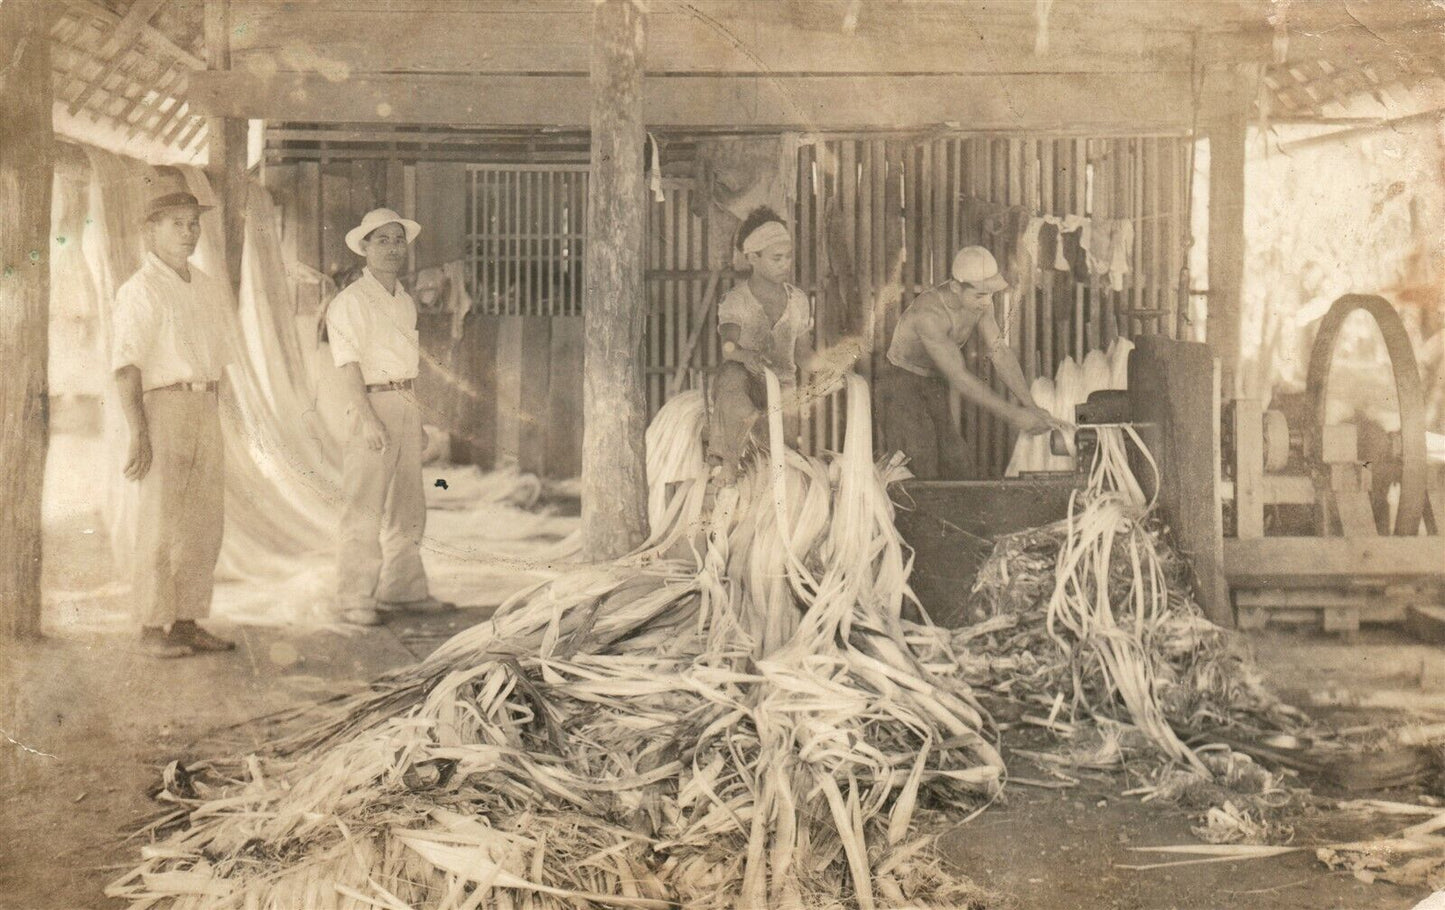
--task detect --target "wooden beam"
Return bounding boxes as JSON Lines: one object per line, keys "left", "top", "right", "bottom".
{"left": 1224, "top": 537, "right": 1445, "bottom": 585}
{"left": 67, "top": 0, "right": 169, "bottom": 115}
{"left": 1275, "top": 107, "right": 1445, "bottom": 151}
{"left": 581, "top": 0, "right": 650, "bottom": 560}
{"left": 1205, "top": 109, "right": 1248, "bottom": 397}
{"left": 223, "top": 0, "right": 1215, "bottom": 77}
{"left": 205, "top": 0, "right": 245, "bottom": 286}
{"left": 0, "top": 0, "right": 55, "bottom": 640}
{"left": 187, "top": 70, "right": 1246, "bottom": 131}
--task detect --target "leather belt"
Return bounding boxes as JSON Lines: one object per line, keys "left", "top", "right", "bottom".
{"left": 149, "top": 380, "right": 218, "bottom": 393}
{"left": 365, "top": 379, "right": 414, "bottom": 393}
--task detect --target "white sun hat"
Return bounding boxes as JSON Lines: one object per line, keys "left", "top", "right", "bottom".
{"left": 345, "top": 207, "right": 422, "bottom": 256}
{"left": 951, "top": 246, "right": 1009, "bottom": 292}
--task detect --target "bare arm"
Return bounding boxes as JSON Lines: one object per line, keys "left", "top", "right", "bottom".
{"left": 337, "top": 361, "right": 388, "bottom": 451}
{"left": 914, "top": 310, "right": 1046, "bottom": 431}
{"left": 976, "top": 311, "right": 1034, "bottom": 405}
{"left": 793, "top": 334, "right": 816, "bottom": 378}
{"left": 115, "top": 366, "right": 152, "bottom": 481}
{"left": 719, "top": 323, "right": 766, "bottom": 373}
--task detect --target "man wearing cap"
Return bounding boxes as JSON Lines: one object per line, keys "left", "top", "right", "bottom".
{"left": 325, "top": 207, "right": 454, "bottom": 626}
{"left": 112, "top": 189, "right": 237, "bottom": 658}
{"left": 879, "top": 245, "right": 1069, "bottom": 480}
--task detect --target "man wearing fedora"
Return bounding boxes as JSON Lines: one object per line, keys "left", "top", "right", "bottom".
{"left": 878, "top": 245, "right": 1070, "bottom": 480}
{"left": 325, "top": 207, "right": 454, "bottom": 626}
{"left": 111, "top": 188, "right": 237, "bottom": 658}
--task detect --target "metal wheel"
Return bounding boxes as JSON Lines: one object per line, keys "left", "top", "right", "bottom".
{"left": 1305, "top": 294, "right": 1429, "bottom": 536}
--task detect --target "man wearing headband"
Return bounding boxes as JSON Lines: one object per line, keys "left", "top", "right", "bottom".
{"left": 111, "top": 187, "right": 236, "bottom": 658}
{"left": 879, "top": 246, "right": 1069, "bottom": 479}
{"left": 325, "top": 207, "right": 455, "bottom": 627}
{"left": 709, "top": 207, "right": 816, "bottom": 485}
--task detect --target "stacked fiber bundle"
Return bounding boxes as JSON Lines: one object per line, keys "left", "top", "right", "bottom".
{"left": 110, "top": 375, "right": 1000, "bottom": 910}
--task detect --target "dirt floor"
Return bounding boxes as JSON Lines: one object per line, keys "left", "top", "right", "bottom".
{"left": 5, "top": 613, "right": 1444, "bottom": 909}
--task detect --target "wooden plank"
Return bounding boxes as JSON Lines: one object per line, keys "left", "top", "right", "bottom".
{"left": 1206, "top": 110, "right": 1248, "bottom": 396}
{"left": 188, "top": 70, "right": 1239, "bottom": 130}
{"left": 547, "top": 316, "right": 585, "bottom": 478}
{"left": 412, "top": 162, "right": 467, "bottom": 269}
{"left": 494, "top": 315, "right": 523, "bottom": 464}
{"left": 0, "top": 0, "right": 53, "bottom": 639}
{"left": 1129, "top": 336, "right": 1229, "bottom": 625}
{"left": 1232, "top": 398, "right": 1265, "bottom": 538}
{"left": 319, "top": 160, "right": 352, "bottom": 277}
{"left": 518, "top": 317, "right": 552, "bottom": 475}
{"left": 225, "top": 0, "right": 1210, "bottom": 76}
{"left": 464, "top": 314, "right": 500, "bottom": 469}
{"left": 1223, "top": 537, "right": 1445, "bottom": 585}
{"left": 292, "top": 161, "right": 322, "bottom": 313}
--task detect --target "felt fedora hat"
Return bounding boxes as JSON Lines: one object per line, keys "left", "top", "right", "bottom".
{"left": 951, "top": 246, "right": 1009, "bottom": 293}
{"left": 144, "top": 190, "right": 213, "bottom": 222}
{"left": 345, "top": 208, "right": 422, "bottom": 256}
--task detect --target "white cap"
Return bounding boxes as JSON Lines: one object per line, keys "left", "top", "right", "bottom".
{"left": 951, "top": 246, "right": 1009, "bottom": 292}
{"left": 346, "top": 208, "right": 422, "bottom": 256}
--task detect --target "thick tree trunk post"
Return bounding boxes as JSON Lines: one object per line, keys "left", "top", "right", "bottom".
{"left": 1206, "top": 112, "right": 1247, "bottom": 398}
{"left": 0, "top": 0, "right": 55, "bottom": 639}
{"left": 581, "top": 0, "right": 650, "bottom": 560}
{"left": 205, "top": 0, "right": 246, "bottom": 289}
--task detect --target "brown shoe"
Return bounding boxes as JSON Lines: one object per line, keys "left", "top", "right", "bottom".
{"left": 171, "top": 621, "right": 235, "bottom": 652}
{"left": 139, "top": 627, "right": 193, "bottom": 659}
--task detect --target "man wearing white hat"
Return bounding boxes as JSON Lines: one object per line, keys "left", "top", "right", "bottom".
{"left": 325, "top": 207, "right": 454, "bottom": 626}
{"left": 879, "top": 245, "right": 1069, "bottom": 479}
{"left": 112, "top": 188, "right": 237, "bottom": 658}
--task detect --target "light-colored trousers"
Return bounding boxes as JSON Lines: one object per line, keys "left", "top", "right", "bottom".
{"left": 337, "top": 389, "right": 429, "bottom": 608}
{"left": 133, "top": 390, "right": 224, "bottom": 628}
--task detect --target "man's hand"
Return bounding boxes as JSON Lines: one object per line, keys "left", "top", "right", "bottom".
{"left": 124, "top": 430, "right": 153, "bottom": 481}
{"left": 1017, "top": 405, "right": 1073, "bottom": 437}
{"left": 358, "top": 408, "right": 389, "bottom": 452}
{"left": 731, "top": 348, "right": 767, "bottom": 375}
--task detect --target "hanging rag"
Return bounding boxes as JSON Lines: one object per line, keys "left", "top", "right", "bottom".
{"left": 413, "top": 266, "right": 448, "bottom": 310}
{"left": 1061, "top": 221, "right": 1090, "bottom": 282}
{"left": 1108, "top": 220, "right": 1134, "bottom": 292}
{"left": 441, "top": 260, "right": 475, "bottom": 339}
{"left": 1085, "top": 218, "right": 1113, "bottom": 278}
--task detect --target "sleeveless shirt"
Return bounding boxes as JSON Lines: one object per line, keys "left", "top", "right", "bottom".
{"left": 886, "top": 284, "right": 990, "bottom": 377}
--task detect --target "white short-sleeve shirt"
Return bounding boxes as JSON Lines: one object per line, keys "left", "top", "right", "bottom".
{"left": 110, "top": 252, "right": 234, "bottom": 390}
{"left": 717, "top": 282, "right": 812, "bottom": 384}
{"left": 325, "top": 269, "right": 420, "bottom": 385}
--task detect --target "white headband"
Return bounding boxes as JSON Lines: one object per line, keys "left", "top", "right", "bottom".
{"left": 741, "top": 220, "right": 791, "bottom": 255}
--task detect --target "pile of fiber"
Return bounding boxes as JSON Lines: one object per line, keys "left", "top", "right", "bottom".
{"left": 109, "top": 375, "right": 999, "bottom": 910}
{"left": 966, "top": 425, "right": 1306, "bottom": 771}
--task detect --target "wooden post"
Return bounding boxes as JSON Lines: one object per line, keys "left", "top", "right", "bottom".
{"left": 581, "top": 0, "right": 649, "bottom": 560}
{"left": 1205, "top": 111, "right": 1247, "bottom": 397}
{"left": 205, "top": 0, "right": 247, "bottom": 289}
{"left": 0, "top": 0, "right": 55, "bottom": 639}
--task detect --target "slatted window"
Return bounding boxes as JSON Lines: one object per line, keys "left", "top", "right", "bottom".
{"left": 466, "top": 165, "right": 589, "bottom": 316}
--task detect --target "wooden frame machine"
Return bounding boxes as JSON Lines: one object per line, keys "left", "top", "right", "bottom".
{"left": 1220, "top": 295, "right": 1444, "bottom": 633}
